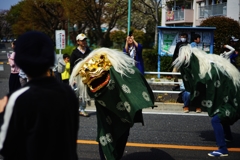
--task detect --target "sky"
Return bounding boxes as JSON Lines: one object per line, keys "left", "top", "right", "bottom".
{"left": 0, "top": 0, "right": 21, "bottom": 10}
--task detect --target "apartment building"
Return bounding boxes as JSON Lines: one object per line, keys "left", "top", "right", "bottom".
{"left": 161, "top": 0, "right": 240, "bottom": 26}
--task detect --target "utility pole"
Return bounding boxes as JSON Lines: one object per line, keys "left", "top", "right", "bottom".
{"left": 67, "top": 19, "right": 70, "bottom": 46}
{"left": 127, "top": 0, "right": 132, "bottom": 35}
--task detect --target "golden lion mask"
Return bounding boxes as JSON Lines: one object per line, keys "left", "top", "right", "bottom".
{"left": 79, "top": 53, "right": 112, "bottom": 92}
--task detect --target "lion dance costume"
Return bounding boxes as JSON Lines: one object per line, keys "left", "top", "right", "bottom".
{"left": 70, "top": 48, "right": 154, "bottom": 159}
{"left": 173, "top": 45, "right": 240, "bottom": 157}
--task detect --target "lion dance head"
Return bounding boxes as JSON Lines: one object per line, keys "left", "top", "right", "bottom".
{"left": 70, "top": 47, "right": 135, "bottom": 95}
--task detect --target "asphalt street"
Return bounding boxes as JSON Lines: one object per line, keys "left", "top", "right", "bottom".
{"left": 76, "top": 113, "right": 240, "bottom": 160}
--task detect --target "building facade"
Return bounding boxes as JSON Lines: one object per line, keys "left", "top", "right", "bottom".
{"left": 161, "top": 0, "right": 240, "bottom": 27}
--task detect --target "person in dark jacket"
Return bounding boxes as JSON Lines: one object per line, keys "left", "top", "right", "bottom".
{"left": 70, "top": 33, "right": 91, "bottom": 117}
{"left": 171, "top": 33, "right": 188, "bottom": 91}
{"left": 0, "top": 31, "right": 79, "bottom": 160}
{"left": 70, "top": 33, "right": 91, "bottom": 74}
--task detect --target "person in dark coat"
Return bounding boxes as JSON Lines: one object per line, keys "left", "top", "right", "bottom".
{"left": 70, "top": 33, "right": 91, "bottom": 74}
{"left": 0, "top": 31, "right": 79, "bottom": 160}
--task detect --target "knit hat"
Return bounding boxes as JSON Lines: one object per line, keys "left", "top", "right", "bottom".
{"left": 15, "top": 31, "right": 55, "bottom": 77}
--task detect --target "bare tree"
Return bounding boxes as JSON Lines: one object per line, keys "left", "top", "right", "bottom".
{"left": 79, "top": 0, "right": 128, "bottom": 47}
{"left": 133, "top": 0, "right": 162, "bottom": 47}
{"left": 5, "top": 0, "right": 130, "bottom": 47}
{"left": 0, "top": 10, "right": 12, "bottom": 39}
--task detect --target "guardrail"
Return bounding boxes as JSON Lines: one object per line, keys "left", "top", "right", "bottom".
{"left": 0, "top": 62, "right": 4, "bottom": 71}
{"left": 145, "top": 71, "right": 180, "bottom": 75}
{"left": 0, "top": 69, "right": 182, "bottom": 94}
{"left": 145, "top": 71, "right": 181, "bottom": 94}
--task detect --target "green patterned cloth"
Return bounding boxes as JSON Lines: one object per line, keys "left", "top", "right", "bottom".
{"left": 87, "top": 66, "right": 154, "bottom": 160}
{"left": 180, "top": 54, "right": 240, "bottom": 125}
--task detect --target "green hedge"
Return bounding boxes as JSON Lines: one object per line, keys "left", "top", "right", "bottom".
{"left": 56, "top": 47, "right": 173, "bottom": 74}
{"left": 200, "top": 16, "right": 240, "bottom": 68}
{"left": 142, "top": 48, "right": 172, "bottom": 72}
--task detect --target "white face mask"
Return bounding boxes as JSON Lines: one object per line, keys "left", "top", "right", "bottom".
{"left": 180, "top": 38, "right": 186, "bottom": 42}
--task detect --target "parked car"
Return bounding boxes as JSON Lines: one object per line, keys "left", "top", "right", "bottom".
{"left": 1, "top": 38, "right": 7, "bottom": 43}
{"left": 8, "top": 38, "right": 15, "bottom": 43}
{"left": 7, "top": 38, "right": 13, "bottom": 43}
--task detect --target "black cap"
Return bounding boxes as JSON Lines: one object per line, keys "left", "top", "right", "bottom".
{"left": 15, "top": 31, "right": 55, "bottom": 77}
{"left": 230, "top": 36, "right": 239, "bottom": 42}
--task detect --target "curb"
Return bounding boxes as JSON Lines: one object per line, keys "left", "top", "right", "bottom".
{"left": 84, "top": 100, "right": 207, "bottom": 115}
{"left": 85, "top": 100, "right": 184, "bottom": 112}
{"left": 154, "top": 102, "right": 183, "bottom": 111}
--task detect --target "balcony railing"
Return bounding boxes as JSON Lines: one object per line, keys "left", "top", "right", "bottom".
{"left": 199, "top": 2, "right": 227, "bottom": 19}
{"left": 166, "top": 9, "right": 193, "bottom": 23}
{"left": 166, "top": 10, "right": 183, "bottom": 21}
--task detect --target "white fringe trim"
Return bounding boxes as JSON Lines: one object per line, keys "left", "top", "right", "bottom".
{"left": 173, "top": 45, "right": 240, "bottom": 88}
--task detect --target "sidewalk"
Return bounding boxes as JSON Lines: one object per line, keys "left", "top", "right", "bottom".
{"left": 85, "top": 100, "right": 207, "bottom": 115}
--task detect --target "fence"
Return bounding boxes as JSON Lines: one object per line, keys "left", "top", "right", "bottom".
{"left": 0, "top": 62, "right": 3, "bottom": 71}
{"left": 145, "top": 71, "right": 181, "bottom": 94}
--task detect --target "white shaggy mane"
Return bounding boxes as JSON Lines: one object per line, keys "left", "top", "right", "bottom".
{"left": 173, "top": 44, "right": 240, "bottom": 88}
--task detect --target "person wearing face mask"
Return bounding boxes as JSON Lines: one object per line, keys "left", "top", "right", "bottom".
{"left": 171, "top": 33, "right": 188, "bottom": 91}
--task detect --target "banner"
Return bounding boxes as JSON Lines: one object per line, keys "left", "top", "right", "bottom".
{"left": 166, "top": 11, "right": 174, "bottom": 21}
{"left": 55, "top": 30, "right": 66, "bottom": 49}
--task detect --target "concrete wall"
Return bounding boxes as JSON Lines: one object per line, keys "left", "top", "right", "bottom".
{"left": 227, "top": 0, "right": 240, "bottom": 21}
